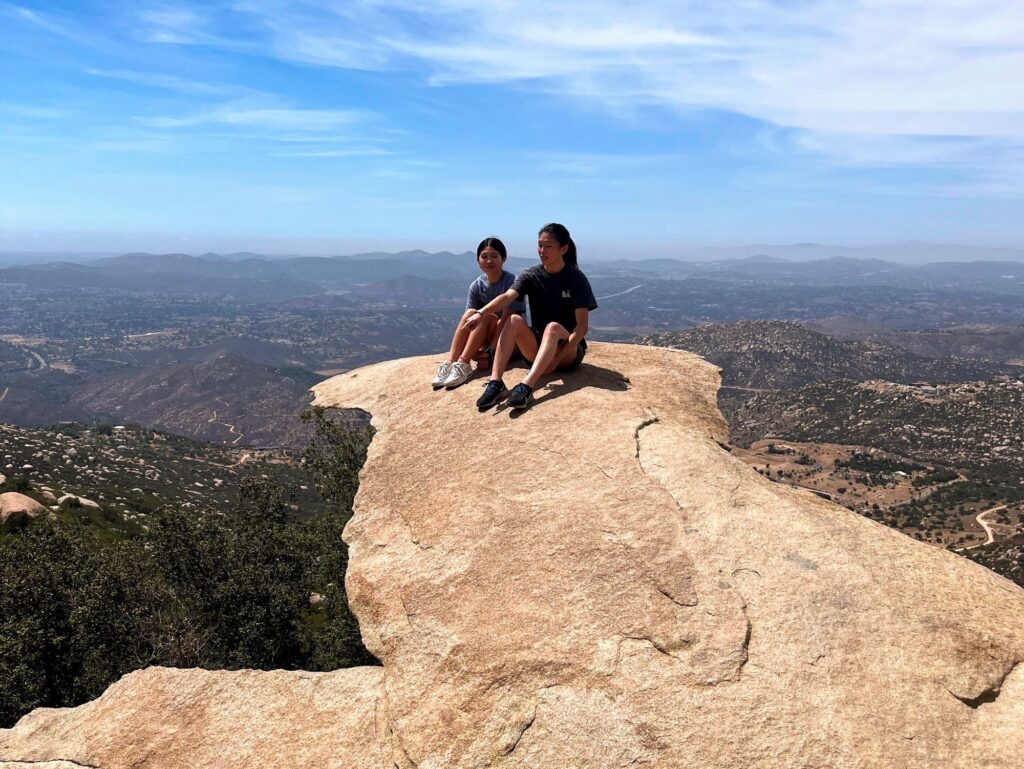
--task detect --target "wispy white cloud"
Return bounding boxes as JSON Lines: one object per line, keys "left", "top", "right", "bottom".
{"left": 1, "top": 2, "right": 71, "bottom": 36}
{"left": 201, "top": 0, "right": 1023, "bottom": 190}
{"left": 85, "top": 68, "right": 241, "bottom": 96}
{"left": 137, "top": 4, "right": 211, "bottom": 44}
{"left": 136, "top": 102, "right": 371, "bottom": 133}
{"left": 272, "top": 146, "right": 393, "bottom": 158}
{"left": 536, "top": 150, "right": 688, "bottom": 177}
{"left": 0, "top": 102, "right": 70, "bottom": 119}
{"left": 92, "top": 137, "right": 179, "bottom": 154}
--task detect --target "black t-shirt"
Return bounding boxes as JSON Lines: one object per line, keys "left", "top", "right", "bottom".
{"left": 511, "top": 264, "right": 598, "bottom": 340}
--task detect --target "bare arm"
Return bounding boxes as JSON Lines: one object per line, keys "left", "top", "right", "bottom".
{"left": 494, "top": 308, "right": 511, "bottom": 338}
{"left": 465, "top": 288, "right": 520, "bottom": 330}
{"left": 566, "top": 307, "right": 589, "bottom": 348}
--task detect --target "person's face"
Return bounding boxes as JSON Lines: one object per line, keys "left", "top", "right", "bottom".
{"left": 537, "top": 233, "right": 567, "bottom": 269}
{"left": 477, "top": 246, "right": 503, "bottom": 276}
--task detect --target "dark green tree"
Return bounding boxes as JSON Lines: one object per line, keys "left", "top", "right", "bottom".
{"left": 0, "top": 522, "right": 163, "bottom": 727}
{"left": 299, "top": 407, "right": 378, "bottom": 668}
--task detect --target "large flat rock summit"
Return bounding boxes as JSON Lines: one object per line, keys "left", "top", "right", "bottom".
{"left": 3, "top": 342, "right": 1023, "bottom": 768}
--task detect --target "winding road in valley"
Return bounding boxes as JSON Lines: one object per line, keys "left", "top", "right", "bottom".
{"left": 208, "top": 398, "right": 246, "bottom": 445}
{"left": 955, "top": 504, "right": 1009, "bottom": 551}
{"left": 25, "top": 348, "right": 47, "bottom": 370}
{"left": 974, "top": 505, "right": 1007, "bottom": 547}
{"left": 597, "top": 283, "right": 646, "bottom": 301}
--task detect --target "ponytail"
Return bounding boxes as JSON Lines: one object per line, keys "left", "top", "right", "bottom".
{"left": 539, "top": 222, "right": 577, "bottom": 266}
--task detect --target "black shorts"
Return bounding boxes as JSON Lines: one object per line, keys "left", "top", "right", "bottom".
{"left": 530, "top": 328, "right": 587, "bottom": 372}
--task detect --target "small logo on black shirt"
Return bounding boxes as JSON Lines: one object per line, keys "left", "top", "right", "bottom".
{"left": 562, "top": 290, "right": 571, "bottom": 298}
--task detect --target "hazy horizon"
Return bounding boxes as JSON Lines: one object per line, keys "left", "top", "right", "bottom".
{"left": 3, "top": 239, "right": 1024, "bottom": 266}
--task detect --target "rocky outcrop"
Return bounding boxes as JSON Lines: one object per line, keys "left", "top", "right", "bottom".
{"left": 0, "top": 491, "right": 45, "bottom": 528}
{"left": 3, "top": 343, "right": 1023, "bottom": 768}
{"left": 0, "top": 667, "right": 389, "bottom": 768}
{"left": 56, "top": 494, "right": 100, "bottom": 510}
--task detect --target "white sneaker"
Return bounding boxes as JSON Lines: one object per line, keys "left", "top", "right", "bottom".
{"left": 444, "top": 360, "right": 474, "bottom": 389}
{"left": 432, "top": 361, "right": 454, "bottom": 389}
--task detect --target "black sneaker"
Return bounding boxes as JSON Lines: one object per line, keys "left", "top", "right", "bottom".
{"left": 476, "top": 379, "right": 508, "bottom": 409}
{"left": 507, "top": 382, "right": 534, "bottom": 411}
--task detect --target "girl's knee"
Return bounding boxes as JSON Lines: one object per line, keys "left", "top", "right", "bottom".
{"left": 544, "top": 322, "right": 568, "bottom": 339}
{"left": 504, "top": 315, "right": 528, "bottom": 336}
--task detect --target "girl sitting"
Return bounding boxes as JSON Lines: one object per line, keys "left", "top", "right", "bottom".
{"left": 432, "top": 237, "right": 525, "bottom": 389}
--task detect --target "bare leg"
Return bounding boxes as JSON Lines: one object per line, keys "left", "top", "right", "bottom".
{"left": 492, "top": 314, "right": 538, "bottom": 381}
{"left": 546, "top": 339, "right": 581, "bottom": 373}
{"left": 448, "top": 309, "right": 477, "bottom": 361}
{"left": 459, "top": 314, "right": 497, "bottom": 361}
{"left": 521, "top": 322, "right": 570, "bottom": 389}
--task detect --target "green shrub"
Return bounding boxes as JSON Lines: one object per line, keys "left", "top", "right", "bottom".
{"left": 0, "top": 408, "right": 376, "bottom": 728}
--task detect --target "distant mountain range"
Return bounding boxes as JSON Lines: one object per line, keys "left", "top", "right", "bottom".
{"left": 3, "top": 249, "right": 1023, "bottom": 303}
{"left": 4, "top": 241, "right": 1023, "bottom": 266}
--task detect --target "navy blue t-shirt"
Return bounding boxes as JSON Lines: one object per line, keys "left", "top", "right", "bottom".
{"left": 511, "top": 264, "right": 598, "bottom": 340}
{"left": 466, "top": 270, "right": 525, "bottom": 317}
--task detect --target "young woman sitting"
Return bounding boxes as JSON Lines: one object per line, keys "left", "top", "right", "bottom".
{"left": 432, "top": 237, "right": 525, "bottom": 390}
{"left": 462, "top": 223, "right": 597, "bottom": 412}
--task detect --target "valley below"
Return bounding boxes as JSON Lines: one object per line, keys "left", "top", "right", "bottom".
{"left": 2, "top": 250, "right": 1023, "bottom": 590}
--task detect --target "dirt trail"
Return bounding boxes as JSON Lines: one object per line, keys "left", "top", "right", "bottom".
{"left": 208, "top": 398, "right": 246, "bottom": 445}
{"left": 956, "top": 504, "right": 1009, "bottom": 551}
{"left": 25, "top": 348, "right": 47, "bottom": 370}
{"left": 975, "top": 505, "right": 1007, "bottom": 546}
{"left": 597, "top": 283, "right": 645, "bottom": 300}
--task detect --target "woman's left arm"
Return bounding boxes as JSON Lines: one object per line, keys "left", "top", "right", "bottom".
{"left": 566, "top": 307, "right": 589, "bottom": 348}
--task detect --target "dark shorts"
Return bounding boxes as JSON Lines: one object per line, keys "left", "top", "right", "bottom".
{"left": 530, "top": 328, "right": 587, "bottom": 372}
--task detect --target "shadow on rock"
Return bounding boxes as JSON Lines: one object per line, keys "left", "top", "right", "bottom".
{"left": 503, "top": 362, "right": 630, "bottom": 417}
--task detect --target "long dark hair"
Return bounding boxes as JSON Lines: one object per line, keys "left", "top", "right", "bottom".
{"left": 476, "top": 236, "right": 507, "bottom": 261}
{"left": 538, "top": 223, "right": 577, "bottom": 266}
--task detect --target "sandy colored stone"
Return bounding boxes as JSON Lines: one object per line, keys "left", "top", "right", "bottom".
{"left": 310, "top": 342, "right": 1024, "bottom": 769}
{"left": 56, "top": 494, "right": 100, "bottom": 510}
{"left": 0, "top": 667, "right": 389, "bottom": 769}
{"left": 3, "top": 342, "right": 1023, "bottom": 768}
{"left": 0, "top": 491, "right": 45, "bottom": 527}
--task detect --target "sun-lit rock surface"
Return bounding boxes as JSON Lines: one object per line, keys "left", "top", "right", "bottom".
{"left": 3, "top": 342, "right": 1022, "bottom": 768}
{"left": 0, "top": 667, "right": 388, "bottom": 769}
{"left": 312, "top": 342, "right": 1024, "bottom": 768}
{"left": 0, "top": 491, "right": 46, "bottom": 528}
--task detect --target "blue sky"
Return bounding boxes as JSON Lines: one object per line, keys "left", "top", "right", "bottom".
{"left": 1, "top": 0, "right": 1022, "bottom": 256}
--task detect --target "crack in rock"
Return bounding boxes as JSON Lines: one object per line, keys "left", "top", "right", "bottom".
{"left": 633, "top": 416, "right": 660, "bottom": 459}
{"left": 629, "top": 413, "right": 753, "bottom": 686}
{"left": 623, "top": 634, "right": 695, "bottom": 662}
{"left": 737, "top": 607, "right": 752, "bottom": 677}
{"left": 0, "top": 761, "right": 102, "bottom": 769}
{"left": 500, "top": 705, "right": 538, "bottom": 756}
{"left": 653, "top": 582, "right": 698, "bottom": 608}
{"left": 397, "top": 591, "right": 417, "bottom": 628}
{"left": 947, "top": 661, "right": 1020, "bottom": 709}
{"left": 394, "top": 507, "right": 431, "bottom": 551}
